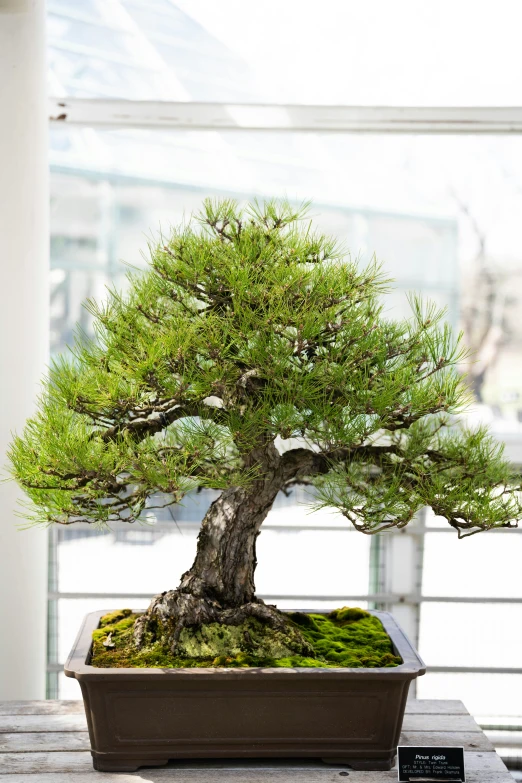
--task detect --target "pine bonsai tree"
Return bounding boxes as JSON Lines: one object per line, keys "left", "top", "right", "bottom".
{"left": 9, "top": 199, "right": 521, "bottom": 658}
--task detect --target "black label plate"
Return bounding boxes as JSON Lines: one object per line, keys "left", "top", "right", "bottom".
{"left": 398, "top": 746, "right": 465, "bottom": 781}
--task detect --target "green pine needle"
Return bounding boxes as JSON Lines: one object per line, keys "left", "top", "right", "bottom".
{"left": 7, "top": 199, "right": 521, "bottom": 536}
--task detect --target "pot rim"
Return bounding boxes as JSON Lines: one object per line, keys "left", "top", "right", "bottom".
{"left": 65, "top": 608, "right": 426, "bottom": 681}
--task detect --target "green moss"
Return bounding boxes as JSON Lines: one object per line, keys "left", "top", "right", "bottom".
{"left": 90, "top": 607, "right": 402, "bottom": 669}
{"left": 175, "top": 616, "right": 309, "bottom": 659}
{"left": 98, "top": 608, "right": 133, "bottom": 627}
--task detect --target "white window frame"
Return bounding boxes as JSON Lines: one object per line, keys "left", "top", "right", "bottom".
{"left": 49, "top": 99, "right": 522, "bottom": 133}
{"left": 46, "top": 100, "right": 522, "bottom": 702}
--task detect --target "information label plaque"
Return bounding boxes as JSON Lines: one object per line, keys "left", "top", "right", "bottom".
{"left": 397, "top": 746, "right": 465, "bottom": 782}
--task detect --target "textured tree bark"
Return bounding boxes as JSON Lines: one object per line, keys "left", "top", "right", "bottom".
{"left": 179, "top": 440, "right": 284, "bottom": 605}
{"left": 178, "top": 478, "right": 281, "bottom": 606}
{"left": 133, "top": 442, "right": 308, "bottom": 652}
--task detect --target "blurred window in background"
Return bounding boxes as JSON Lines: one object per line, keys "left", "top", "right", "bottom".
{"left": 46, "top": 1, "right": 522, "bottom": 762}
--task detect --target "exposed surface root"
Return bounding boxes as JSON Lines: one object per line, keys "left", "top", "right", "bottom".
{"left": 133, "top": 589, "right": 308, "bottom": 656}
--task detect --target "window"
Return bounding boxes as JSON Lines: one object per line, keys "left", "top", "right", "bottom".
{"left": 50, "top": 128, "right": 522, "bottom": 430}
{"left": 46, "top": 2, "right": 522, "bottom": 757}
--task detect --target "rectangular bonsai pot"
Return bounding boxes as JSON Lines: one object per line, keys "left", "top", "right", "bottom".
{"left": 65, "top": 609, "right": 426, "bottom": 772}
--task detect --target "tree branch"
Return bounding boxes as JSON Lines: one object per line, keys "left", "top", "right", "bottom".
{"left": 94, "top": 399, "right": 229, "bottom": 444}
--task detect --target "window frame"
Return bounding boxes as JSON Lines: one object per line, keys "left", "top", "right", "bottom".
{"left": 46, "top": 100, "right": 522, "bottom": 704}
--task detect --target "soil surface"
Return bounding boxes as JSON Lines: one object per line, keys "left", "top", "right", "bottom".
{"left": 91, "top": 606, "right": 402, "bottom": 669}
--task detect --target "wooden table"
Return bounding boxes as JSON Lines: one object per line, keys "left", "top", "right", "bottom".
{"left": 0, "top": 699, "right": 513, "bottom": 781}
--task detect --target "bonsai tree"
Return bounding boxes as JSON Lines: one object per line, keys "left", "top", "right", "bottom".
{"left": 9, "top": 199, "right": 521, "bottom": 658}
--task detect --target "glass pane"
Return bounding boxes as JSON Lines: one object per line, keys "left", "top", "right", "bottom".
{"left": 258, "top": 526, "right": 370, "bottom": 600}
{"left": 48, "top": 1, "right": 522, "bottom": 105}
{"left": 57, "top": 520, "right": 199, "bottom": 597}
{"left": 418, "top": 602, "right": 522, "bottom": 668}
{"left": 47, "top": 0, "right": 258, "bottom": 101}
{"left": 423, "top": 531, "right": 522, "bottom": 598}
{"left": 417, "top": 672, "right": 522, "bottom": 722}
{"left": 57, "top": 488, "right": 368, "bottom": 596}
{"left": 49, "top": 127, "right": 522, "bottom": 706}
{"left": 50, "top": 129, "right": 522, "bottom": 433}
{"left": 57, "top": 671, "right": 81, "bottom": 700}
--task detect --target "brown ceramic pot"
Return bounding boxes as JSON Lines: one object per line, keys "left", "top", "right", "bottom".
{"left": 65, "top": 609, "right": 425, "bottom": 772}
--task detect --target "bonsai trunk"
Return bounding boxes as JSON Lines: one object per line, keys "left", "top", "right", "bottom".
{"left": 178, "top": 479, "right": 280, "bottom": 606}
{"left": 133, "top": 442, "right": 311, "bottom": 654}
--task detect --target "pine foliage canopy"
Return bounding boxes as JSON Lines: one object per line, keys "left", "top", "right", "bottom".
{"left": 9, "top": 199, "right": 521, "bottom": 537}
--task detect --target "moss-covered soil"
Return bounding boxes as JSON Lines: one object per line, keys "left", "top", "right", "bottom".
{"left": 91, "top": 606, "right": 402, "bottom": 669}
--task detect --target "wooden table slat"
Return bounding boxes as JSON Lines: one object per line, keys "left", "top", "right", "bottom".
{"left": 0, "top": 700, "right": 511, "bottom": 780}
{"left": 0, "top": 754, "right": 513, "bottom": 780}
{"left": 0, "top": 715, "right": 87, "bottom": 733}
{"left": 0, "top": 701, "right": 85, "bottom": 716}
{"left": 0, "top": 732, "right": 90, "bottom": 752}
{"left": 401, "top": 714, "right": 482, "bottom": 732}
{"left": 398, "top": 730, "right": 494, "bottom": 751}
{"left": 0, "top": 771, "right": 514, "bottom": 783}
{"left": 404, "top": 699, "right": 467, "bottom": 715}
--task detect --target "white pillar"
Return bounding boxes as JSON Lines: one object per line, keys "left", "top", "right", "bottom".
{"left": 0, "top": 0, "right": 49, "bottom": 699}
{"left": 382, "top": 529, "right": 423, "bottom": 645}
{"left": 375, "top": 512, "right": 426, "bottom": 698}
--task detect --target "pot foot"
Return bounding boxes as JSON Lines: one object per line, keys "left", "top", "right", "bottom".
{"left": 322, "top": 757, "right": 394, "bottom": 771}
{"left": 92, "top": 756, "right": 170, "bottom": 772}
